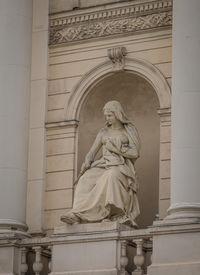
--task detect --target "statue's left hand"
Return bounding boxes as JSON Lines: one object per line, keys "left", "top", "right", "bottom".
{"left": 105, "top": 140, "right": 119, "bottom": 154}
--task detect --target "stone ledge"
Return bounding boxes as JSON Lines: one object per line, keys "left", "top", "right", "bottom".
{"left": 150, "top": 219, "right": 200, "bottom": 235}
{"left": 49, "top": 269, "right": 118, "bottom": 275}
{"left": 53, "top": 221, "right": 131, "bottom": 235}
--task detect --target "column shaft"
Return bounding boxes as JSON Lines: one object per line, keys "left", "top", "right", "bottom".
{"left": 168, "top": 0, "right": 200, "bottom": 219}
{"left": 0, "top": 0, "right": 32, "bottom": 233}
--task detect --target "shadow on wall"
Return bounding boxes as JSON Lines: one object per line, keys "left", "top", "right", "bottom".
{"left": 78, "top": 71, "right": 160, "bottom": 228}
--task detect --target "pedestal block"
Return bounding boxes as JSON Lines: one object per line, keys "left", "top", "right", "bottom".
{"left": 148, "top": 222, "right": 200, "bottom": 275}
{"left": 0, "top": 244, "right": 20, "bottom": 275}
{"left": 49, "top": 222, "right": 131, "bottom": 275}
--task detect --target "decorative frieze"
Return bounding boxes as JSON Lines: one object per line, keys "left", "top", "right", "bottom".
{"left": 49, "top": 0, "right": 172, "bottom": 45}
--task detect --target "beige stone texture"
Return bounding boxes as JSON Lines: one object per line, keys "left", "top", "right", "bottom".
{"left": 49, "top": 38, "right": 172, "bottom": 66}
{"left": 80, "top": 0, "right": 124, "bottom": 8}
{"left": 64, "top": 77, "right": 82, "bottom": 93}
{"left": 49, "top": 57, "right": 107, "bottom": 79}
{"left": 31, "top": 31, "right": 48, "bottom": 81}
{"left": 129, "top": 47, "right": 172, "bottom": 65}
{"left": 46, "top": 154, "right": 74, "bottom": 173}
{"left": 50, "top": 0, "right": 127, "bottom": 13}
{"left": 26, "top": 0, "right": 49, "bottom": 233}
{"left": 159, "top": 199, "right": 170, "bottom": 219}
{"left": 47, "top": 109, "right": 65, "bottom": 123}
{"left": 160, "top": 126, "right": 171, "bottom": 143}
{"left": 48, "top": 77, "right": 82, "bottom": 95}
{"left": 148, "top": 227, "right": 200, "bottom": 275}
{"left": 45, "top": 189, "right": 73, "bottom": 210}
{"left": 159, "top": 178, "right": 171, "bottom": 200}
{"left": 0, "top": 247, "right": 20, "bottom": 274}
{"left": 48, "top": 93, "right": 69, "bottom": 111}
{"left": 50, "top": 223, "right": 124, "bottom": 274}
{"left": 47, "top": 137, "right": 74, "bottom": 156}
{"left": 47, "top": 132, "right": 75, "bottom": 140}
{"left": 48, "top": 79, "right": 65, "bottom": 95}
{"left": 160, "top": 160, "right": 170, "bottom": 180}
{"left": 44, "top": 209, "right": 70, "bottom": 230}
{"left": 32, "top": 0, "right": 48, "bottom": 32}
{"left": 155, "top": 62, "right": 172, "bottom": 78}
{"left": 46, "top": 126, "right": 76, "bottom": 138}
{"left": 26, "top": 180, "right": 44, "bottom": 233}
{"left": 28, "top": 128, "right": 45, "bottom": 180}
{"left": 29, "top": 80, "right": 47, "bottom": 128}
{"left": 160, "top": 142, "right": 171, "bottom": 160}
{"left": 46, "top": 170, "right": 74, "bottom": 191}
{"left": 50, "top": 0, "right": 79, "bottom": 13}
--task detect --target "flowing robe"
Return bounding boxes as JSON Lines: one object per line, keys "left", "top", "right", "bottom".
{"left": 70, "top": 125, "right": 140, "bottom": 227}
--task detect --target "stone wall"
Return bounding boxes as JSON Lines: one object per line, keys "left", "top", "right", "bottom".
{"left": 50, "top": 0, "right": 129, "bottom": 13}
{"left": 43, "top": 0, "right": 172, "bottom": 232}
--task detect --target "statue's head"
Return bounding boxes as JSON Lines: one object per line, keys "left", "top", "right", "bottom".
{"left": 103, "top": 100, "right": 129, "bottom": 126}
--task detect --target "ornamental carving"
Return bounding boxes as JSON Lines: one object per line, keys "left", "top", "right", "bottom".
{"left": 108, "top": 47, "right": 127, "bottom": 71}
{"left": 50, "top": 11, "right": 172, "bottom": 45}
{"left": 49, "top": 0, "right": 172, "bottom": 45}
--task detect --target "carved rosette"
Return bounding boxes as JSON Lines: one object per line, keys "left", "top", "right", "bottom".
{"left": 49, "top": 0, "right": 172, "bottom": 45}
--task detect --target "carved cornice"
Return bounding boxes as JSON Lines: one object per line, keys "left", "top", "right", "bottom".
{"left": 49, "top": 0, "right": 172, "bottom": 45}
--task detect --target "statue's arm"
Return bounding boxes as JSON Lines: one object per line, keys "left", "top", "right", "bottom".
{"left": 105, "top": 141, "right": 139, "bottom": 159}
{"left": 121, "top": 145, "right": 139, "bottom": 159}
{"left": 83, "top": 129, "right": 104, "bottom": 169}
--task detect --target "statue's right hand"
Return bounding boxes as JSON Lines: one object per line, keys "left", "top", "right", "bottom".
{"left": 81, "top": 161, "right": 90, "bottom": 173}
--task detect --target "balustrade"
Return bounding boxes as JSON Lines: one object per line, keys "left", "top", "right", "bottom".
{"left": 18, "top": 229, "right": 152, "bottom": 274}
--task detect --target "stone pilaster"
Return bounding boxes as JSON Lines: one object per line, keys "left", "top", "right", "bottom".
{"left": 26, "top": 0, "right": 49, "bottom": 236}
{"left": 44, "top": 120, "right": 78, "bottom": 232}
{"left": 157, "top": 108, "right": 171, "bottom": 219}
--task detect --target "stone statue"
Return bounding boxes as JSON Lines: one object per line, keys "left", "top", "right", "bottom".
{"left": 61, "top": 100, "right": 141, "bottom": 227}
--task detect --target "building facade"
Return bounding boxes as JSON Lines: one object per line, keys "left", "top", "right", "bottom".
{"left": 0, "top": 0, "right": 199, "bottom": 274}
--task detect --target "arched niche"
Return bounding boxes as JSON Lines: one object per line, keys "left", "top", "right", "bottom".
{"left": 78, "top": 72, "right": 159, "bottom": 228}
{"left": 64, "top": 58, "right": 171, "bottom": 227}
{"left": 65, "top": 58, "right": 171, "bottom": 121}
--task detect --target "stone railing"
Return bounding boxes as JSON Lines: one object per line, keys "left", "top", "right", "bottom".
{"left": 19, "top": 243, "right": 52, "bottom": 274}
{"left": 17, "top": 227, "right": 152, "bottom": 274}
{"left": 120, "top": 228, "right": 152, "bottom": 274}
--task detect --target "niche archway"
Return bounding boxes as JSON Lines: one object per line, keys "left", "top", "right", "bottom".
{"left": 65, "top": 58, "right": 171, "bottom": 227}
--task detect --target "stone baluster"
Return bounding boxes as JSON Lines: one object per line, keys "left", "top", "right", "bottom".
{"left": 48, "top": 246, "right": 52, "bottom": 273}
{"left": 20, "top": 247, "right": 28, "bottom": 275}
{"left": 149, "top": 238, "right": 153, "bottom": 266}
{"left": 120, "top": 240, "right": 128, "bottom": 275}
{"left": 132, "top": 239, "right": 145, "bottom": 275}
{"left": 33, "top": 246, "right": 43, "bottom": 275}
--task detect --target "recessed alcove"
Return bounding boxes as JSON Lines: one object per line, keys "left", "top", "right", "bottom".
{"left": 77, "top": 71, "right": 160, "bottom": 228}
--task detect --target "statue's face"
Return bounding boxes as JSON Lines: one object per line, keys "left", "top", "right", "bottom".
{"left": 104, "top": 109, "right": 117, "bottom": 126}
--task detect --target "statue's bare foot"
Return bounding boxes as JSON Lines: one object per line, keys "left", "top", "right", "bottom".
{"left": 61, "top": 213, "right": 80, "bottom": 224}
{"left": 102, "top": 218, "right": 110, "bottom": 223}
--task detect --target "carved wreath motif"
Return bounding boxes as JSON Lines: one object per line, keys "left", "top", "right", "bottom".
{"left": 50, "top": 11, "right": 172, "bottom": 45}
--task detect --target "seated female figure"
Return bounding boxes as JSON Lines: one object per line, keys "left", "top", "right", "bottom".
{"left": 61, "top": 100, "right": 141, "bottom": 227}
